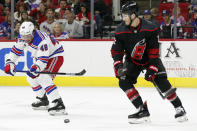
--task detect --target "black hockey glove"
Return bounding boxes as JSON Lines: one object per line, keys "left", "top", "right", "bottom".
{"left": 145, "top": 65, "right": 158, "bottom": 81}
{"left": 116, "top": 64, "right": 127, "bottom": 80}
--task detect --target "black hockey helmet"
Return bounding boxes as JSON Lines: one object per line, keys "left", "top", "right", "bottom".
{"left": 121, "top": 1, "right": 138, "bottom": 15}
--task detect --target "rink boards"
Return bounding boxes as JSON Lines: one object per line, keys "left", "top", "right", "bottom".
{"left": 0, "top": 39, "right": 197, "bottom": 88}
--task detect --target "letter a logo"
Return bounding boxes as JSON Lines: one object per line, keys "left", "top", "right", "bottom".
{"left": 165, "top": 42, "right": 180, "bottom": 58}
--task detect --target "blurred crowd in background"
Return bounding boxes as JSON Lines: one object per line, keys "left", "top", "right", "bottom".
{"left": 1, "top": 0, "right": 197, "bottom": 40}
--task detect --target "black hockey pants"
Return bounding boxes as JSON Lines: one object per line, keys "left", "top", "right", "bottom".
{"left": 119, "top": 59, "right": 172, "bottom": 93}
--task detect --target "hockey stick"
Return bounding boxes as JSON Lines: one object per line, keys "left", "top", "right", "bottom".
{"left": 151, "top": 78, "right": 177, "bottom": 100}
{"left": 16, "top": 69, "right": 86, "bottom": 76}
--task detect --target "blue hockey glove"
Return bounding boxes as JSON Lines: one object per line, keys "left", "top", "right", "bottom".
{"left": 27, "top": 65, "right": 40, "bottom": 78}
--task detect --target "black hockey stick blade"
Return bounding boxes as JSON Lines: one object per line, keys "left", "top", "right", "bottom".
{"left": 65, "top": 69, "right": 86, "bottom": 76}
{"left": 16, "top": 69, "right": 86, "bottom": 76}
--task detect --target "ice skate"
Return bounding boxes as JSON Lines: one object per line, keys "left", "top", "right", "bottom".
{"left": 128, "top": 101, "right": 150, "bottom": 124}
{"left": 175, "top": 106, "right": 188, "bottom": 122}
{"left": 48, "top": 98, "right": 67, "bottom": 115}
{"left": 32, "top": 94, "right": 49, "bottom": 110}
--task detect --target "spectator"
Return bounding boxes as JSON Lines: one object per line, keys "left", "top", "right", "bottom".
{"left": 29, "top": 2, "right": 47, "bottom": 25}
{"left": 187, "top": 5, "right": 193, "bottom": 25}
{"left": 76, "top": 3, "right": 91, "bottom": 26}
{"left": 21, "top": 11, "right": 29, "bottom": 22}
{"left": 76, "top": 3, "right": 94, "bottom": 38}
{"left": 68, "top": 0, "right": 81, "bottom": 15}
{"left": 81, "top": 0, "right": 90, "bottom": 9}
{"left": 171, "top": 6, "right": 186, "bottom": 25}
{"left": 67, "top": 0, "right": 72, "bottom": 4}
{"left": 14, "top": 2, "right": 28, "bottom": 21}
{"left": 3, "top": 0, "right": 11, "bottom": 8}
{"left": 45, "top": 0, "right": 53, "bottom": 9}
{"left": 192, "top": 10, "right": 197, "bottom": 38}
{"left": 51, "top": 22, "right": 69, "bottom": 39}
{"left": 51, "top": 0, "right": 59, "bottom": 9}
{"left": 14, "top": 21, "right": 21, "bottom": 39}
{"left": 94, "top": 0, "right": 108, "bottom": 38}
{"left": 160, "top": 10, "right": 173, "bottom": 38}
{"left": 151, "top": 7, "right": 163, "bottom": 25}
{"left": 182, "top": 3, "right": 194, "bottom": 39}
{"left": 3, "top": 6, "right": 10, "bottom": 16}
{"left": 0, "top": 12, "right": 11, "bottom": 39}
{"left": 20, "top": 11, "right": 35, "bottom": 24}
{"left": 62, "top": 7, "right": 72, "bottom": 19}
{"left": 55, "top": 7, "right": 71, "bottom": 29}
{"left": 160, "top": 10, "right": 183, "bottom": 38}
{"left": 55, "top": 0, "right": 70, "bottom": 19}
{"left": 24, "top": 0, "right": 41, "bottom": 11}
{"left": 143, "top": 9, "right": 160, "bottom": 27}
{"left": 40, "top": 8, "right": 56, "bottom": 35}
{"left": 64, "top": 12, "right": 83, "bottom": 38}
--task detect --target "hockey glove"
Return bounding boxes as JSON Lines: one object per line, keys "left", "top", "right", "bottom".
{"left": 116, "top": 64, "right": 127, "bottom": 80}
{"left": 27, "top": 65, "right": 41, "bottom": 79}
{"left": 4, "top": 60, "right": 16, "bottom": 76}
{"left": 145, "top": 65, "right": 158, "bottom": 81}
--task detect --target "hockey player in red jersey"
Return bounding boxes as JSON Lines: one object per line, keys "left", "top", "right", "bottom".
{"left": 111, "top": 1, "right": 188, "bottom": 123}
{"left": 4, "top": 21, "right": 66, "bottom": 115}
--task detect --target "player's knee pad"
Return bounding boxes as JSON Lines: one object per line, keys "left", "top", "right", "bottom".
{"left": 119, "top": 79, "right": 135, "bottom": 92}
{"left": 26, "top": 76, "right": 39, "bottom": 87}
{"left": 37, "top": 74, "right": 54, "bottom": 88}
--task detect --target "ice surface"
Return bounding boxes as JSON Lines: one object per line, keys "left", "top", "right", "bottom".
{"left": 0, "top": 86, "right": 196, "bottom": 131}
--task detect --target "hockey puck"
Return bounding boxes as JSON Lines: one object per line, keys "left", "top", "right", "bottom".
{"left": 64, "top": 119, "right": 70, "bottom": 123}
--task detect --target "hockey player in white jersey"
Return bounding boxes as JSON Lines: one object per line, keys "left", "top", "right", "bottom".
{"left": 4, "top": 21, "right": 66, "bottom": 115}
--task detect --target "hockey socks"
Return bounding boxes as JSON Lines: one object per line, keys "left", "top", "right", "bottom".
{"left": 126, "top": 88, "right": 143, "bottom": 108}
{"left": 32, "top": 85, "right": 45, "bottom": 98}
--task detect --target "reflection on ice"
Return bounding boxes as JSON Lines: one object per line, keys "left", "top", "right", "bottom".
{"left": 0, "top": 86, "right": 196, "bottom": 131}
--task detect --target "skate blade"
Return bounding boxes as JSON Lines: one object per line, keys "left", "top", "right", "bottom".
{"left": 176, "top": 115, "right": 188, "bottom": 122}
{"left": 128, "top": 117, "right": 151, "bottom": 124}
{"left": 48, "top": 109, "right": 68, "bottom": 116}
{"left": 32, "top": 106, "right": 49, "bottom": 110}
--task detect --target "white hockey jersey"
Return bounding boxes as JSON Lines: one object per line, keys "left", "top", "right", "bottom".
{"left": 8, "top": 30, "right": 64, "bottom": 71}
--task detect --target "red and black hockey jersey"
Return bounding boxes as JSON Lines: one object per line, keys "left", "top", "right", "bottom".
{"left": 111, "top": 18, "right": 160, "bottom": 68}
